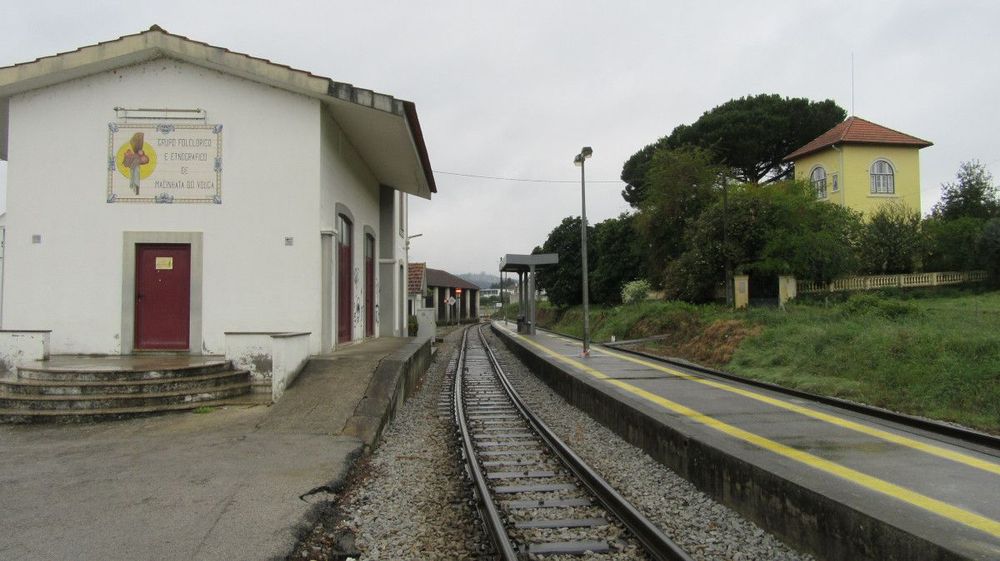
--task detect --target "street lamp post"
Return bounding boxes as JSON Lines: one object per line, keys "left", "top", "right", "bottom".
{"left": 574, "top": 146, "right": 593, "bottom": 357}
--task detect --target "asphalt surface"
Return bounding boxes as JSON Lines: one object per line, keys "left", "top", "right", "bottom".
{"left": 0, "top": 338, "right": 411, "bottom": 561}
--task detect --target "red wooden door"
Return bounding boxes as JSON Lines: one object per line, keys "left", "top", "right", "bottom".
{"left": 135, "top": 244, "right": 191, "bottom": 350}
{"left": 337, "top": 215, "right": 353, "bottom": 343}
{"left": 364, "top": 234, "right": 375, "bottom": 337}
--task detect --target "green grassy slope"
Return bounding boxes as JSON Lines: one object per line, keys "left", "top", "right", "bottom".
{"left": 521, "top": 287, "right": 1000, "bottom": 433}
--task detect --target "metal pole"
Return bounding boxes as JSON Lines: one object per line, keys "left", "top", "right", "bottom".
{"left": 723, "top": 172, "right": 733, "bottom": 307}
{"left": 580, "top": 158, "right": 591, "bottom": 357}
{"left": 528, "top": 266, "right": 536, "bottom": 335}
{"left": 501, "top": 270, "right": 506, "bottom": 324}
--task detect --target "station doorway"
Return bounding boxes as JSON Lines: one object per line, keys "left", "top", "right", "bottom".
{"left": 338, "top": 214, "right": 353, "bottom": 344}
{"left": 134, "top": 243, "right": 191, "bottom": 350}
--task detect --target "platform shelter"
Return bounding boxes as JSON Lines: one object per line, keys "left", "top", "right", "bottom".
{"left": 500, "top": 253, "right": 558, "bottom": 334}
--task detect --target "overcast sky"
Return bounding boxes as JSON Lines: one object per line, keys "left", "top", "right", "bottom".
{"left": 2, "top": 1, "right": 997, "bottom": 275}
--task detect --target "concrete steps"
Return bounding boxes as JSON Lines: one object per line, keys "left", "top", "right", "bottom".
{"left": 15, "top": 360, "right": 231, "bottom": 382}
{"left": 0, "top": 359, "right": 254, "bottom": 423}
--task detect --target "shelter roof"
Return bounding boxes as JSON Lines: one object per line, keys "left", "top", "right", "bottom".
{"left": 0, "top": 25, "right": 436, "bottom": 198}
{"left": 425, "top": 268, "right": 479, "bottom": 290}
{"left": 783, "top": 116, "right": 932, "bottom": 161}
{"left": 500, "top": 253, "right": 559, "bottom": 273}
{"left": 407, "top": 262, "right": 426, "bottom": 294}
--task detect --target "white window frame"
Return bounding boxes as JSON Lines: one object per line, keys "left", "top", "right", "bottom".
{"left": 870, "top": 159, "right": 895, "bottom": 195}
{"left": 810, "top": 165, "right": 828, "bottom": 199}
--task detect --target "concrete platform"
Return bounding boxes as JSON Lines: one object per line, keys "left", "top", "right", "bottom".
{"left": 491, "top": 322, "right": 1000, "bottom": 561}
{"left": 0, "top": 336, "right": 431, "bottom": 561}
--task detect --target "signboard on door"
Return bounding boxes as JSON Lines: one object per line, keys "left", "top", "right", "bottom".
{"left": 107, "top": 123, "right": 223, "bottom": 204}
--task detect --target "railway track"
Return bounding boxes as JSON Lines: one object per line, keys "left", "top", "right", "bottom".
{"left": 452, "top": 324, "right": 693, "bottom": 561}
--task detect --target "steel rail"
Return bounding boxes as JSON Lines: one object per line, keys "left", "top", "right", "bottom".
{"left": 454, "top": 326, "right": 519, "bottom": 561}
{"left": 475, "top": 325, "right": 694, "bottom": 561}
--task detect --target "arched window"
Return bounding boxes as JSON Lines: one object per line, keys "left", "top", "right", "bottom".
{"left": 870, "top": 159, "right": 895, "bottom": 194}
{"left": 810, "top": 166, "right": 827, "bottom": 199}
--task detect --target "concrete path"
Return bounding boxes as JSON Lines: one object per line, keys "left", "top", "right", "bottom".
{"left": 0, "top": 337, "right": 415, "bottom": 561}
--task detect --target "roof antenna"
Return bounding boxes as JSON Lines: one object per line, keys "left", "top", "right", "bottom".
{"left": 851, "top": 52, "right": 856, "bottom": 116}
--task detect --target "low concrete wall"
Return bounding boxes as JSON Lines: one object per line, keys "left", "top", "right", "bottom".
{"left": 270, "top": 333, "right": 311, "bottom": 401}
{"left": 225, "top": 332, "right": 311, "bottom": 401}
{"left": 415, "top": 308, "right": 435, "bottom": 340}
{"left": 0, "top": 330, "right": 51, "bottom": 372}
{"left": 342, "top": 336, "right": 432, "bottom": 450}
{"left": 491, "top": 325, "right": 968, "bottom": 561}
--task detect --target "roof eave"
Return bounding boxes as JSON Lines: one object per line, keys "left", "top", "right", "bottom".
{"left": 0, "top": 27, "right": 435, "bottom": 196}
{"left": 784, "top": 140, "right": 933, "bottom": 162}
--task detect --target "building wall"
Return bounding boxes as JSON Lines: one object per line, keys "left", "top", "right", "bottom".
{"left": 794, "top": 145, "right": 922, "bottom": 217}
{"left": 3, "top": 58, "right": 328, "bottom": 354}
{"left": 319, "top": 112, "right": 382, "bottom": 345}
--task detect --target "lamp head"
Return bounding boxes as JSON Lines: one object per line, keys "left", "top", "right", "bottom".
{"left": 580, "top": 146, "right": 593, "bottom": 159}
{"left": 573, "top": 154, "right": 583, "bottom": 166}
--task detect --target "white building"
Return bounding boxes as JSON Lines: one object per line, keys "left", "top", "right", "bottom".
{"left": 0, "top": 26, "right": 436, "bottom": 356}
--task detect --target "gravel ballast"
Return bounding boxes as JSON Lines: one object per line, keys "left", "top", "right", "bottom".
{"left": 288, "top": 328, "right": 482, "bottom": 561}
{"left": 484, "top": 328, "right": 814, "bottom": 561}
{"left": 290, "top": 326, "right": 814, "bottom": 560}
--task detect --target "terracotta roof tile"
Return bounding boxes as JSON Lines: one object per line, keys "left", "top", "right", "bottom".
{"left": 784, "top": 116, "right": 932, "bottom": 161}
{"left": 407, "top": 263, "right": 426, "bottom": 294}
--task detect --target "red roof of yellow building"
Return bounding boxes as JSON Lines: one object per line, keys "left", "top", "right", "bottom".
{"left": 783, "top": 116, "right": 932, "bottom": 161}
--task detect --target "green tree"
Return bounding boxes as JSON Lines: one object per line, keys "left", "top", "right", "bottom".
{"left": 759, "top": 201, "right": 862, "bottom": 283}
{"left": 532, "top": 216, "right": 593, "bottom": 307}
{"left": 633, "top": 146, "right": 722, "bottom": 280}
{"left": 664, "top": 181, "right": 862, "bottom": 302}
{"left": 980, "top": 218, "right": 1000, "bottom": 286}
{"left": 621, "top": 94, "right": 845, "bottom": 206}
{"left": 931, "top": 160, "right": 999, "bottom": 220}
{"left": 859, "top": 202, "right": 924, "bottom": 274}
{"left": 922, "top": 216, "right": 986, "bottom": 271}
{"left": 591, "top": 214, "right": 645, "bottom": 305}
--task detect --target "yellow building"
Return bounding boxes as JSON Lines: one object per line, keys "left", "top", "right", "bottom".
{"left": 784, "top": 116, "right": 932, "bottom": 216}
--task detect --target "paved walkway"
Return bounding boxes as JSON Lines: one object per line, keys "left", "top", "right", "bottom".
{"left": 0, "top": 337, "right": 413, "bottom": 561}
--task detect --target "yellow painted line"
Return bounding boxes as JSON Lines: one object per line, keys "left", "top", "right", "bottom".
{"left": 518, "top": 324, "right": 1000, "bottom": 476}
{"left": 495, "top": 325, "right": 1000, "bottom": 538}
{"left": 589, "top": 346, "right": 1000, "bottom": 477}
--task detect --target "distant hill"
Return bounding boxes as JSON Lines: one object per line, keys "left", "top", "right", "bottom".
{"left": 458, "top": 272, "right": 501, "bottom": 289}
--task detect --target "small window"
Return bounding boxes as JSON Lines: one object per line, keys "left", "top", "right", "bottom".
{"left": 831, "top": 173, "right": 839, "bottom": 192}
{"left": 870, "top": 159, "right": 895, "bottom": 194}
{"left": 810, "top": 166, "right": 827, "bottom": 199}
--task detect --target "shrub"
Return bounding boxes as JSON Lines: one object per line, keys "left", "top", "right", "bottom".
{"left": 922, "top": 216, "right": 986, "bottom": 271}
{"left": 621, "top": 279, "right": 652, "bottom": 304}
{"left": 981, "top": 218, "right": 1000, "bottom": 287}
{"left": 859, "top": 202, "right": 923, "bottom": 274}
{"left": 842, "top": 293, "right": 919, "bottom": 319}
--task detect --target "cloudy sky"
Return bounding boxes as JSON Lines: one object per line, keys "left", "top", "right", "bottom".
{"left": 1, "top": 1, "right": 997, "bottom": 274}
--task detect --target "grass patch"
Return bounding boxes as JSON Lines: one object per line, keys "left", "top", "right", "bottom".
{"left": 193, "top": 405, "right": 215, "bottom": 414}
{"left": 529, "top": 287, "right": 1000, "bottom": 433}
